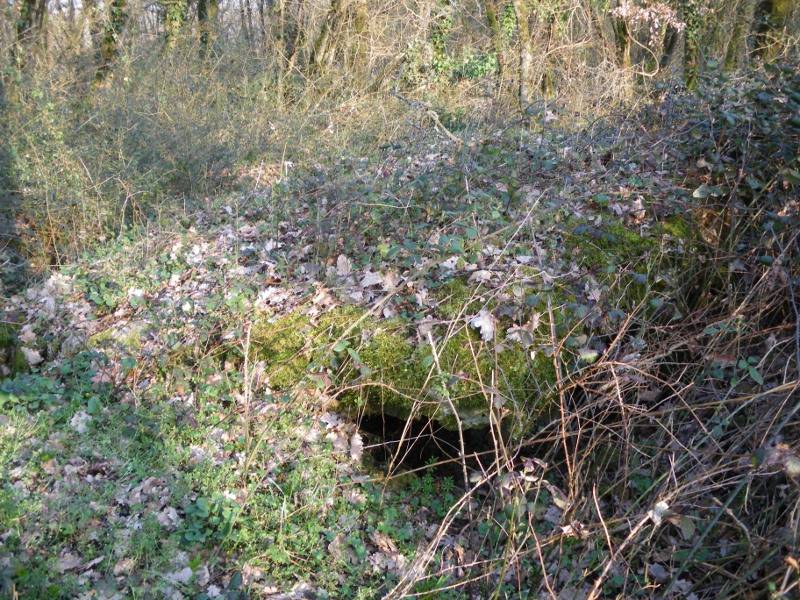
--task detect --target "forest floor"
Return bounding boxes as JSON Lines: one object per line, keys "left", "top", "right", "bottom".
{"left": 2, "top": 66, "right": 800, "bottom": 599}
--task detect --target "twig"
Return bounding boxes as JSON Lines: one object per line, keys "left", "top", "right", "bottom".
{"left": 392, "top": 92, "right": 463, "bottom": 145}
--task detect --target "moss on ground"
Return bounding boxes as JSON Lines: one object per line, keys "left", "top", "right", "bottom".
{"left": 565, "top": 219, "right": 657, "bottom": 269}
{"left": 88, "top": 323, "right": 144, "bottom": 352}
{"left": 661, "top": 214, "right": 696, "bottom": 239}
{"left": 434, "top": 278, "right": 485, "bottom": 319}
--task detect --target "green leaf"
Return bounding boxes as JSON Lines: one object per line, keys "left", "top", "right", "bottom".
{"left": 692, "top": 185, "right": 710, "bottom": 198}
{"left": 592, "top": 193, "right": 610, "bottom": 207}
{"left": 87, "top": 397, "right": 101, "bottom": 415}
{"left": 333, "top": 340, "right": 350, "bottom": 352}
{"left": 747, "top": 366, "right": 764, "bottom": 386}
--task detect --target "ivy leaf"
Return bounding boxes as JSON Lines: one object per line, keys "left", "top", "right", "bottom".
{"left": 692, "top": 184, "right": 721, "bottom": 199}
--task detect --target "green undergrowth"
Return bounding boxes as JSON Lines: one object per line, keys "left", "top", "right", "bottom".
{"left": 565, "top": 218, "right": 657, "bottom": 270}
{"left": 0, "top": 346, "right": 451, "bottom": 598}
{"left": 3, "top": 60, "right": 798, "bottom": 597}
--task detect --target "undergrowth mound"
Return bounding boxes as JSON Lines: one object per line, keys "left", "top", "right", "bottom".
{"left": 1, "top": 63, "right": 799, "bottom": 598}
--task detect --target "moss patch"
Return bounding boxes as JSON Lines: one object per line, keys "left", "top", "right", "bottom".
{"left": 0, "top": 322, "right": 27, "bottom": 375}
{"left": 433, "top": 278, "right": 485, "bottom": 320}
{"left": 660, "top": 214, "right": 697, "bottom": 240}
{"left": 88, "top": 323, "right": 144, "bottom": 352}
{"left": 251, "top": 311, "right": 313, "bottom": 389}
{"left": 251, "top": 303, "right": 557, "bottom": 431}
{"left": 566, "top": 220, "right": 656, "bottom": 269}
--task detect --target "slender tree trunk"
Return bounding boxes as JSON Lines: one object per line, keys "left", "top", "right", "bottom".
{"left": 724, "top": 0, "right": 757, "bottom": 70}
{"left": 240, "top": 0, "right": 251, "bottom": 43}
{"left": 16, "top": 0, "right": 47, "bottom": 45}
{"left": 247, "top": 0, "right": 255, "bottom": 48}
{"left": 683, "top": 1, "right": 701, "bottom": 89}
{"left": 659, "top": 24, "right": 684, "bottom": 80}
{"left": 308, "top": 0, "right": 350, "bottom": 75}
{"left": 14, "top": 0, "right": 48, "bottom": 66}
{"left": 763, "top": 0, "right": 795, "bottom": 59}
{"left": 345, "top": 0, "right": 368, "bottom": 77}
{"left": 612, "top": 16, "right": 631, "bottom": 68}
{"left": 258, "top": 0, "right": 267, "bottom": 49}
{"left": 511, "top": 0, "right": 533, "bottom": 108}
{"left": 83, "top": 0, "right": 103, "bottom": 51}
{"left": 198, "top": 0, "right": 219, "bottom": 55}
{"left": 540, "top": 10, "right": 555, "bottom": 96}
{"left": 483, "top": 0, "right": 506, "bottom": 93}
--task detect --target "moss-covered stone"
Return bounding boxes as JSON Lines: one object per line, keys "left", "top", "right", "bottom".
{"left": 0, "top": 322, "right": 27, "bottom": 376}
{"left": 251, "top": 311, "right": 313, "bottom": 389}
{"left": 88, "top": 323, "right": 144, "bottom": 352}
{"left": 251, "top": 302, "right": 557, "bottom": 432}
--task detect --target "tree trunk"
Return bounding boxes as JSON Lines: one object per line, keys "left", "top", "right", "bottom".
{"left": 198, "top": 0, "right": 219, "bottom": 55}
{"left": 247, "top": 0, "right": 255, "bottom": 48}
{"left": 258, "top": 0, "right": 267, "bottom": 49}
{"left": 724, "top": 0, "right": 757, "bottom": 70}
{"left": 659, "top": 24, "right": 684, "bottom": 81}
{"left": 483, "top": 0, "right": 506, "bottom": 93}
{"left": 164, "top": 0, "right": 187, "bottom": 48}
{"left": 762, "top": 0, "right": 796, "bottom": 59}
{"left": 14, "top": 0, "right": 48, "bottom": 66}
{"left": 16, "top": 0, "right": 48, "bottom": 46}
{"left": 612, "top": 15, "right": 631, "bottom": 69}
{"left": 346, "top": 0, "right": 368, "bottom": 77}
{"left": 97, "top": 0, "right": 128, "bottom": 78}
{"left": 240, "top": 0, "right": 252, "bottom": 43}
{"left": 83, "top": 0, "right": 103, "bottom": 51}
{"left": 511, "top": 0, "right": 534, "bottom": 108}
{"left": 308, "top": 0, "right": 350, "bottom": 75}
{"left": 683, "top": 2, "right": 701, "bottom": 89}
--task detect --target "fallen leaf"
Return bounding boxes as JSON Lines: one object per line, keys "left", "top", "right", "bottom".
{"left": 57, "top": 552, "right": 82, "bottom": 573}
{"left": 439, "top": 256, "right": 460, "bottom": 271}
{"left": 167, "top": 566, "right": 194, "bottom": 585}
{"left": 20, "top": 346, "right": 43, "bottom": 366}
{"left": 649, "top": 500, "right": 671, "bottom": 526}
{"left": 114, "top": 557, "right": 135, "bottom": 576}
{"left": 470, "top": 309, "right": 495, "bottom": 342}
{"left": 648, "top": 563, "right": 670, "bottom": 583}
{"left": 336, "top": 255, "right": 352, "bottom": 277}
{"left": 19, "top": 324, "right": 36, "bottom": 344}
{"left": 360, "top": 271, "right": 383, "bottom": 288}
{"left": 70, "top": 411, "right": 92, "bottom": 434}
{"left": 468, "top": 270, "right": 492, "bottom": 284}
{"left": 350, "top": 432, "right": 364, "bottom": 462}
